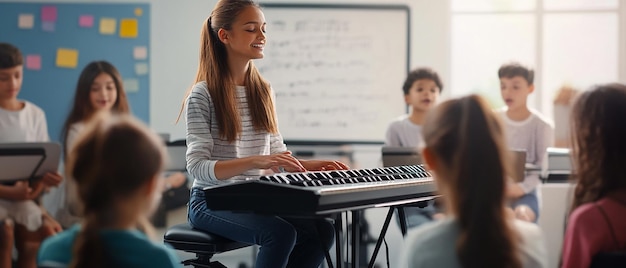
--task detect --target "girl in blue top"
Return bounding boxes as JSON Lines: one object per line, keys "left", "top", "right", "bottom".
{"left": 183, "top": 1, "right": 349, "bottom": 267}
{"left": 38, "top": 113, "right": 181, "bottom": 268}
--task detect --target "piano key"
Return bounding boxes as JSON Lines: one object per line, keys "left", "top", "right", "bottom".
{"left": 347, "top": 170, "right": 360, "bottom": 177}
{"left": 329, "top": 171, "right": 344, "bottom": 178}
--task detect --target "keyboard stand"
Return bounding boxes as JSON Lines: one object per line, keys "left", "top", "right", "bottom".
{"left": 351, "top": 210, "right": 361, "bottom": 268}
{"left": 367, "top": 207, "right": 396, "bottom": 268}
{"left": 366, "top": 196, "right": 438, "bottom": 268}
{"left": 334, "top": 206, "right": 412, "bottom": 268}
{"left": 397, "top": 206, "right": 409, "bottom": 237}
{"left": 335, "top": 215, "right": 343, "bottom": 268}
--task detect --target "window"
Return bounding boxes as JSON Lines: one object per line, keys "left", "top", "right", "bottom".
{"left": 544, "top": 0, "right": 618, "bottom": 11}
{"left": 451, "top": 0, "right": 619, "bottom": 121}
{"left": 451, "top": 14, "right": 536, "bottom": 107}
{"left": 451, "top": 0, "right": 536, "bottom": 12}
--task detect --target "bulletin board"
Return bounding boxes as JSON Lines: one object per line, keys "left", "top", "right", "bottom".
{"left": 0, "top": 3, "right": 150, "bottom": 142}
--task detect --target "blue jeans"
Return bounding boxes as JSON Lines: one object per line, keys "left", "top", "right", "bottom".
{"left": 510, "top": 189, "right": 540, "bottom": 222}
{"left": 188, "top": 188, "right": 334, "bottom": 268}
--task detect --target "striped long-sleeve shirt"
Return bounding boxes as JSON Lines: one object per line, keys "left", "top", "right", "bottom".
{"left": 185, "top": 81, "right": 287, "bottom": 188}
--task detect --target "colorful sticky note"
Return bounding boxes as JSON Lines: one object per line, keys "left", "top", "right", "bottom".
{"left": 124, "top": 78, "right": 140, "bottom": 93}
{"left": 135, "top": 63, "right": 149, "bottom": 76}
{"left": 42, "top": 21, "right": 55, "bottom": 32}
{"left": 25, "top": 55, "right": 41, "bottom": 70}
{"left": 18, "top": 14, "right": 34, "bottom": 29}
{"left": 133, "top": 46, "right": 147, "bottom": 60}
{"left": 119, "top": 18, "right": 138, "bottom": 38}
{"left": 99, "top": 18, "right": 117, "bottom": 35}
{"left": 134, "top": 8, "right": 143, "bottom": 17}
{"left": 56, "top": 48, "right": 79, "bottom": 68}
{"left": 41, "top": 6, "right": 57, "bottom": 22}
{"left": 79, "top": 15, "right": 94, "bottom": 28}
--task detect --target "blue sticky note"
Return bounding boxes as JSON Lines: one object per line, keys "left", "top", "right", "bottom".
{"left": 42, "top": 21, "right": 55, "bottom": 32}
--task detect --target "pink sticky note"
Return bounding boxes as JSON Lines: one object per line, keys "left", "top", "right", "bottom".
{"left": 26, "top": 55, "right": 41, "bottom": 70}
{"left": 42, "top": 21, "right": 55, "bottom": 32}
{"left": 41, "top": 6, "right": 57, "bottom": 22}
{"left": 133, "top": 46, "right": 147, "bottom": 60}
{"left": 79, "top": 15, "right": 94, "bottom": 28}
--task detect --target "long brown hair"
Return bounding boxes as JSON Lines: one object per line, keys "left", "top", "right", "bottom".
{"left": 423, "top": 94, "right": 521, "bottom": 268}
{"left": 61, "top": 61, "right": 130, "bottom": 156}
{"left": 65, "top": 113, "right": 165, "bottom": 268}
{"left": 570, "top": 83, "right": 626, "bottom": 210}
{"left": 178, "top": 0, "right": 278, "bottom": 142}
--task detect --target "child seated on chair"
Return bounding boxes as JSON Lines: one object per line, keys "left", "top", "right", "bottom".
{"left": 497, "top": 62, "right": 554, "bottom": 223}
{"left": 385, "top": 67, "right": 443, "bottom": 228}
{"left": 38, "top": 113, "right": 181, "bottom": 267}
{"left": 0, "top": 42, "right": 63, "bottom": 268}
{"left": 58, "top": 60, "right": 187, "bottom": 228}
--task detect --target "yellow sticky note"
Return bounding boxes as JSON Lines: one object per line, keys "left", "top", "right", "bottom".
{"left": 134, "top": 8, "right": 143, "bottom": 17}
{"left": 99, "top": 18, "right": 117, "bottom": 35}
{"left": 56, "top": 48, "right": 79, "bottom": 68}
{"left": 119, "top": 18, "right": 138, "bottom": 38}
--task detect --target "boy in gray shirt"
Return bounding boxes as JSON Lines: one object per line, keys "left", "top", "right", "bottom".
{"left": 385, "top": 67, "right": 442, "bottom": 148}
{"left": 498, "top": 62, "right": 554, "bottom": 223}
{"left": 385, "top": 67, "right": 443, "bottom": 228}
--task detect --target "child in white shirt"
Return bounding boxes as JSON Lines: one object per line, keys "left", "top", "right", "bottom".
{"left": 498, "top": 62, "right": 554, "bottom": 223}
{"left": 0, "top": 42, "right": 62, "bottom": 268}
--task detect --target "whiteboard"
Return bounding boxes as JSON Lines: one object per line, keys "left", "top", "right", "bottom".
{"left": 256, "top": 4, "right": 409, "bottom": 143}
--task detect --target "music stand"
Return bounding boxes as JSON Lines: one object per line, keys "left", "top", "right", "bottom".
{"left": 381, "top": 146, "right": 423, "bottom": 167}
{"left": 0, "top": 142, "right": 61, "bottom": 183}
{"left": 165, "top": 140, "right": 187, "bottom": 173}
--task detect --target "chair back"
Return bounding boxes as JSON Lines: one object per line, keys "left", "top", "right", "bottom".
{"left": 590, "top": 251, "right": 626, "bottom": 268}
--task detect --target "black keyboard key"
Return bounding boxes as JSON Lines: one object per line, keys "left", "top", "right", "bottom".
{"left": 329, "top": 171, "right": 344, "bottom": 178}
{"left": 290, "top": 181, "right": 306, "bottom": 186}
{"left": 315, "top": 173, "right": 325, "bottom": 179}
{"left": 320, "top": 179, "right": 333, "bottom": 185}
{"left": 347, "top": 170, "right": 360, "bottom": 177}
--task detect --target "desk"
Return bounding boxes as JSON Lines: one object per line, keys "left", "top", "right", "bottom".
{"left": 538, "top": 183, "right": 575, "bottom": 268}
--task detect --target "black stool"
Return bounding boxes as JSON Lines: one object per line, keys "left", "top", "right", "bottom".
{"left": 164, "top": 223, "right": 252, "bottom": 268}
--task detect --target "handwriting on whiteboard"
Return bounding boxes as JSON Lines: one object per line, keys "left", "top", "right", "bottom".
{"left": 255, "top": 8, "right": 408, "bottom": 141}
